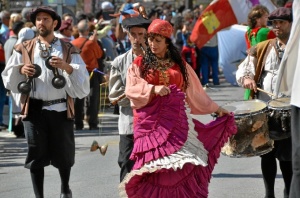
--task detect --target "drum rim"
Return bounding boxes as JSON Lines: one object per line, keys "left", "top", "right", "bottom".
{"left": 223, "top": 99, "right": 268, "bottom": 118}
{"left": 267, "top": 97, "right": 291, "bottom": 110}
{"left": 268, "top": 106, "right": 291, "bottom": 110}
{"left": 234, "top": 107, "right": 268, "bottom": 118}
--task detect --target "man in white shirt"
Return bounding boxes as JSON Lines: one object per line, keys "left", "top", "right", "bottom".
{"left": 236, "top": 7, "right": 293, "bottom": 198}
{"left": 1, "top": 6, "right": 89, "bottom": 198}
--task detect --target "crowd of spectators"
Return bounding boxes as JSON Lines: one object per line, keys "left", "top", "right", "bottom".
{"left": 3, "top": 0, "right": 293, "bottom": 134}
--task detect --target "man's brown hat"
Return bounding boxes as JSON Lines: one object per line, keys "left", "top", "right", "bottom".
{"left": 30, "top": 6, "right": 61, "bottom": 31}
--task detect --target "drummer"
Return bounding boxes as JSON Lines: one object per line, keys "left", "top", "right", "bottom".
{"left": 236, "top": 7, "right": 293, "bottom": 198}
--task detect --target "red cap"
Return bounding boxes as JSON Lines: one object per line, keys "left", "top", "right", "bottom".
{"left": 147, "top": 19, "right": 173, "bottom": 39}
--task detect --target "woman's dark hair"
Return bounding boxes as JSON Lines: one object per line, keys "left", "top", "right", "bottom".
{"left": 141, "top": 33, "right": 189, "bottom": 90}
{"left": 247, "top": 5, "right": 269, "bottom": 28}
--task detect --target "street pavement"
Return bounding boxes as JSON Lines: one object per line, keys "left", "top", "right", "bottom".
{"left": 0, "top": 82, "right": 286, "bottom": 198}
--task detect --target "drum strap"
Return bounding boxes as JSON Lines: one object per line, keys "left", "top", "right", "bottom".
{"left": 249, "top": 39, "right": 276, "bottom": 98}
{"left": 261, "top": 39, "right": 277, "bottom": 73}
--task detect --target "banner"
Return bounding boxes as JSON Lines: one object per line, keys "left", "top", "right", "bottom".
{"left": 191, "top": 0, "right": 277, "bottom": 49}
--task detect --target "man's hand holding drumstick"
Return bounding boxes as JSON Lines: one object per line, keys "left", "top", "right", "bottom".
{"left": 243, "top": 78, "right": 257, "bottom": 92}
{"left": 243, "top": 77, "right": 275, "bottom": 97}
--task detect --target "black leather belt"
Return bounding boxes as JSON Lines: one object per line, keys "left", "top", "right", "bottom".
{"left": 43, "top": 98, "right": 66, "bottom": 106}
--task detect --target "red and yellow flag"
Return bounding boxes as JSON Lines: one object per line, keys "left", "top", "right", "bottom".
{"left": 191, "top": 0, "right": 236, "bottom": 48}
{"left": 190, "top": 0, "right": 277, "bottom": 49}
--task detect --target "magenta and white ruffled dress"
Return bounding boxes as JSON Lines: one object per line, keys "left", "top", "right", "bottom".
{"left": 119, "top": 85, "right": 237, "bottom": 198}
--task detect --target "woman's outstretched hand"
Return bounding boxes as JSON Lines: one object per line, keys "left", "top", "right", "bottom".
{"left": 153, "top": 85, "right": 171, "bottom": 96}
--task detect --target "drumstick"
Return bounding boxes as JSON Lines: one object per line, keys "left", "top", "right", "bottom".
{"left": 257, "top": 88, "right": 275, "bottom": 97}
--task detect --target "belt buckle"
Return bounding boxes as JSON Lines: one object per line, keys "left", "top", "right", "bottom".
{"left": 45, "top": 101, "right": 52, "bottom": 106}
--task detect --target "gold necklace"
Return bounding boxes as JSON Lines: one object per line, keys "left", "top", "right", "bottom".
{"left": 156, "top": 58, "right": 173, "bottom": 86}
{"left": 157, "top": 58, "right": 173, "bottom": 71}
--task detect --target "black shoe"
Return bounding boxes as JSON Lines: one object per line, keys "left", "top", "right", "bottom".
{"left": 60, "top": 189, "right": 72, "bottom": 198}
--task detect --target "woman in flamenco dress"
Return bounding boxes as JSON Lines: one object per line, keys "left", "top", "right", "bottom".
{"left": 119, "top": 19, "right": 237, "bottom": 198}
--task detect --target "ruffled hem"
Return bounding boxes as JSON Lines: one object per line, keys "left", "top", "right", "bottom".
{"left": 144, "top": 148, "right": 207, "bottom": 170}
{"left": 139, "top": 104, "right": 208, "bottom": 170}
{"left": 130, "top": 85, "right": 189, "bottom": 169}
{"left": 119, "top": 163, "right": 208, "bottom": 198}
{"left": 119, "top": 113, "right": 237, "bottom": 198}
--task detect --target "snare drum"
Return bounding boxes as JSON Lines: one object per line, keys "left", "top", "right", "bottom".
{"left": 267, "top": 97, "right": 291, "bottom": 140}
{"left": 221, "top": 99, "right": 273, "bottom": 157}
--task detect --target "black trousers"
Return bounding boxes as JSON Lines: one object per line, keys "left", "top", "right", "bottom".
{"left": 118, "top": 134, "right": 134, "bottom": 182}
{"left": 23, "top": 99, "right": 75, "bottom": 169}
{"left": 260, "top": 138, "right": 292, "bottom": 198}
{"left": 290, "top": 105, "right": 300, "bottom": 198}
{"left": 74, "top": 97, "right": 84, "bottom": 129}
{"left": 75, "top": 71, "right": 101, "bottom": 128}
{"left": 86, "top": 71, "right": 101, "bottom": 128}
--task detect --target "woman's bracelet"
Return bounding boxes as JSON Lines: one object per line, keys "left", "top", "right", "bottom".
{"left": 216, "top": 107, "right": 221, "bottom": 113}
{"left": 211, "top": 107, "right": 222, "bottom": 118}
